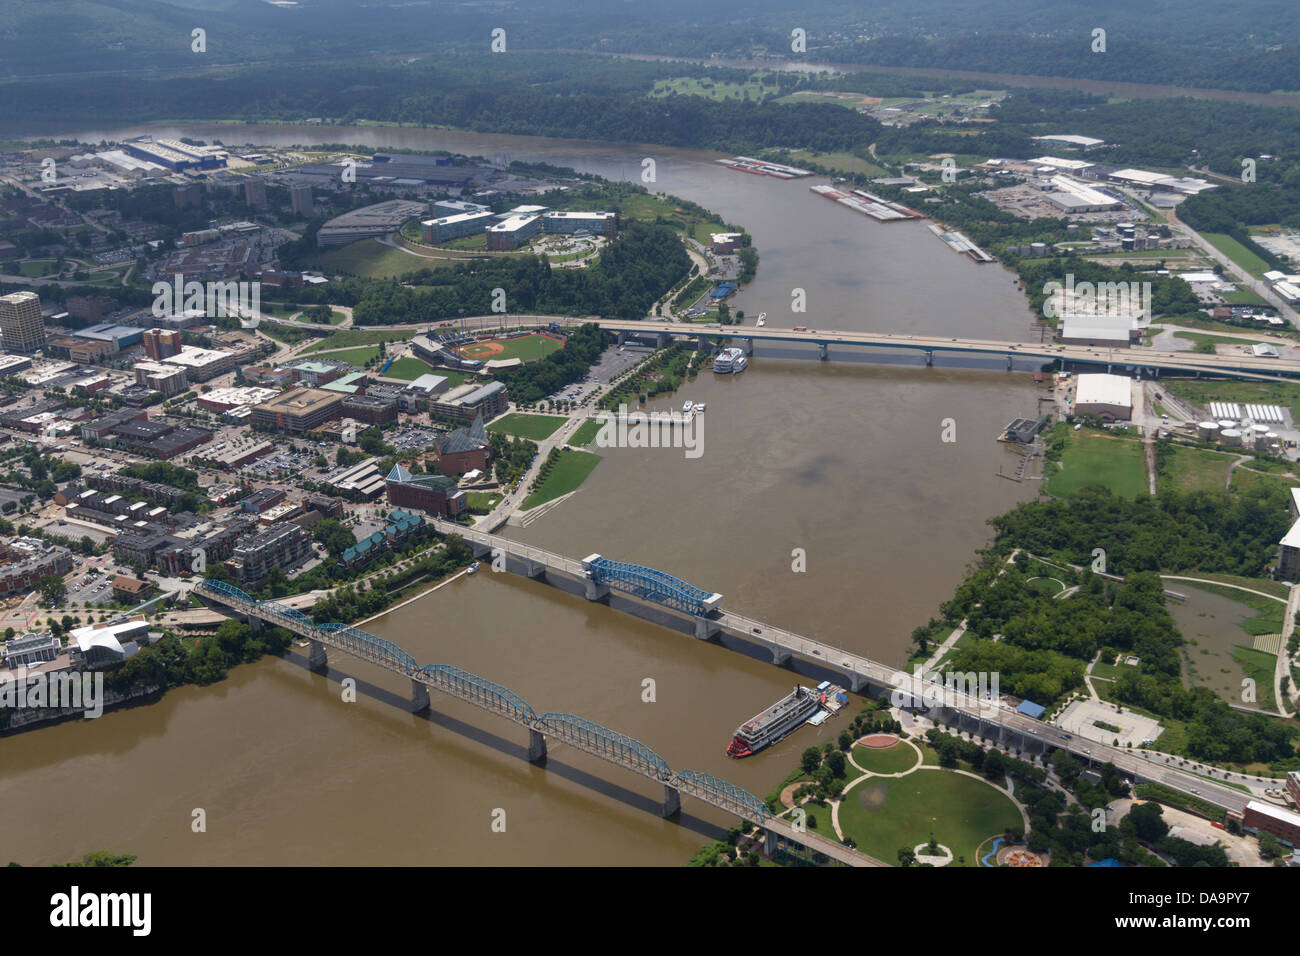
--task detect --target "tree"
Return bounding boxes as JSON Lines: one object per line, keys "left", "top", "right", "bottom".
{"left": 897, "top": 847, "right": 916, "bottom": 867}
{"left": 37, "top": 574, "right": 66, "bottom": 606}
{"left": 800, "top": 746, "right": 822, "bottom": 774}
{"left": 313, "top": 518, "right": 356, "bottom": 559}
{"left": 825, "top": 749, "right": 847, "bottom": 779}
{"left": 1126, "top": 802, "right": 1169, "bottom": 843}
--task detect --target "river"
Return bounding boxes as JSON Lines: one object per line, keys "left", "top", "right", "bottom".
{"left": 1, "top": 123, "right": 1041, "bottom": 865}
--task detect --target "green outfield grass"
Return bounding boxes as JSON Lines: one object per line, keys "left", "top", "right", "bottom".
{"left": 1046, "top": 429, "right": 1148, "bottom": 499}
{"left": 487, "top": 413, "right": 567, "bottom": 441}
{"left": 836, "top": 771, "right": 1022, "bottom": 867}
{"left": 382, "top": 357, "right": 437, "bottom": 382}
{"left": 458, "top": 333, "right": 563, "bottom": 363}
{"left": 522, "top": 449, "right": 601, "bottom": 509}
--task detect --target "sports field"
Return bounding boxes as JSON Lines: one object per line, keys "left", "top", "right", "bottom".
{"left": 455, "top": 333, "right": 563, "bottom": 363}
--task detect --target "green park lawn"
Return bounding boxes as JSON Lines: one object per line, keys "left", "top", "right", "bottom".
{"left": 382, "top": 357, "right": 435, "bottom": 381}
{"left": 851, "top": 741, "right": 921, "bottom": 775}
{"left": 1202, "top": 232, "right": 1273, "bottom": 278}
{"left": 1046, "top": 429, "right": 1147, "bottom": 499}
{"left": 304, "top": 329, "right": 403, "bottom": 353}
{"left": 836, "top": 771, "right": 1022, "bottom": 866}
{"left": 570, "top": 420, "right": 603, "bottom": 447}
{"left": 488, "top": 413, "right": 567, "bottom": 441}
{"left": 522, "top": 449, "right": 601, "bottom": 509}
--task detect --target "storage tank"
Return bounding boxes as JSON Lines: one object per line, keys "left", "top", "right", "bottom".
{"left": 1220, "top": 428, "right": 1242, "bottom": 446}
{"left": 1198, "top": 421, "right": 1219, "bottom": 440}
{"left": 1255, "top": 433, "right": 1273, "bottom": 452}
{"left": 1218, "top": 419, "right": 1236, "bottom": 431}
{"left": 1030, "top": 242, "right": 1047, "bottom": 256}
{"left": 1252, "top": 424, "right": 1270, "bottom": 435}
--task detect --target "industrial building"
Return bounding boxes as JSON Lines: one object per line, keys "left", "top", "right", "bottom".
{"left": 1059, "top": 314, "right": 1137, "bottom": 348}
{"left": 1074, "top": 373, "right": 1133, "bottom": 421}
{"left": 1042, "top": 176, "right": 1124, "bottom": 213}
{"left": 124, "top": 137, "right": 227, "bottom": 172}
{"left": 251, "top": 387, "right": 343, "bottom": 435}
{"left": 0, "top": 291, "right": 46, "bottom": 354}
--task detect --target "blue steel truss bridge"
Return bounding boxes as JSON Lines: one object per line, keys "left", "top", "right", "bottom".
{"left": 194, "top": 578, "right": 873, "bottom": 867}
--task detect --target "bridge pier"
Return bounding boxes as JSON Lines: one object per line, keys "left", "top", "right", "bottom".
{"left": 410, "top": 679, "right": 430, "bottom": 713}
{"left": 661, "top": 785, "right": 681, "bottom": 818}
{"left": 769, "top": 644, "right": 792, "bottom": 666}
{"left": 528, "top": 728, "right": 547, "bottom": 763}
{"left": 247, "top": 616, "right": 264, "bottom": 636}
{"left": 818, "top": 343, "right": 828, "bottom": 361}
{"left": 924, "top": 349, "right": 934, "bottom": 367}
{"left": 307, "top": 638, "right": 328, "bottom": 671}
{"left": 524, "top": 559, "right": 546, "bottom": 579}
{"left": 1007, "top": 354, "right": 1013, "bottom": 370}
{"left": 843, "top": 671, "right": 868, "bottom": 694}
{"left": 694, "top": 616, "right": 720, "bottom": 641}
{"left": 764, "top": 828, "right": 778, "bottom": 857}
{"left": 584, "top": 579, "right": 610, "bottom": 602}
{"left": 657, "top": 332, "right": 671, "bottom": 348}
{"left": 743, "top": 337, "right": 754, "bottom": 356}
{"left": 697, "top": 334, "right": 709, "bottom": 353}
{"left": 617, "top": 331, "right": 628, "bottom": 346}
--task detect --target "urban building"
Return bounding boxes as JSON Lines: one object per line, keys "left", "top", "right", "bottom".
{"left": 289, "top": 185, "right": 313, "bottom": 218}
{"left": 486, "top": 213, "right": 543, "bottom": 251}
{"left": 241, "top": 487, "right": 287, "bottom": 514}
{"left": 143, "top": 328, "right": 183, "bottom": 360}
{"left": 430, "top": 414, "right": 490, "bottom": 476}
{"left": 430, "top": 380, "right": 509, "bottom": 423}
{"left": 111, "top": 575, "right": 154, "bottom": 603}
{"left": 2, "top": 632, "right": 60, "bottom": 667}
{"left": 251, "top": 387, "right": 343, "bottom": 435}
{"left": 341, "top": 393, "right": 398, "bottom": 425}
{"left": 228, "top": 522, "right": 312, "bottom": 587}
{"left": 173, "top": 183, "right": 202, "bottom": 208}
{"left": 320, "top": 458, "right": 386, "bottom": 500}
{"left": 542, "top": 211, "right": 617, "bottom": 236}
{"left": 133, "top": 361, "right": 189, "bottom": 397}
{"left": 1243, "top": 800, "right": 1300, "bottom": 846}
{"left": 421, "top": 210, "right": 495, "bottom": 244}
{"left": 338, "top": 509, "right": 427, "bottom": 568}
{"left": 160, "top": 345, "right": 237, "bottom": 382}
{"left": 0, "top": 291, "right": 45, "bottom": 354}
{"left": 0, "top": 537, "right": 73, "bottom": 597}
{"left": 385, "top": 463, "right": 466, "bottom": 517}
{"left": 244, "top": 178, "right": 267, "bottom": 209}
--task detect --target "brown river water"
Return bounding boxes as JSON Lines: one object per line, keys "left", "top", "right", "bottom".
{"left": 2, "top": 123, "right": 1041, "bottom": 865}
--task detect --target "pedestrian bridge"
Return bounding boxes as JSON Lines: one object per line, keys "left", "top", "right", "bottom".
{"left": 193, "top": 578, "right": 872, "bottom": 867}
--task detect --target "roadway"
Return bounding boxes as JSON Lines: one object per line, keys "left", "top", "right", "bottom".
{"left": 581, "top": 317, "right": 1300, "bottom": 380}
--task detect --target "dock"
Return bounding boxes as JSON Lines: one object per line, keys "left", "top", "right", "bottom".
{"left": 810, "top": 184, "right": 925, "bottom": 222}
{"left": 927, "top": 222, "right": 996, "bottom": 263}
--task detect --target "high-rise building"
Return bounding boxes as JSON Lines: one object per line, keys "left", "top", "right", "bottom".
{"left": 173, "top": 183, "right": 202, "bottom": 208}
{"left": 289, "top": 185, "right": 313, "bottom": 218}
{"left": 244, "top": 178, "right": 267, "bottom": 209}
{"left": 142, "top": 327, "right": 182, "bottom": 360}
{"left": 0, "top": 291, "right": 45, "bottom": 354}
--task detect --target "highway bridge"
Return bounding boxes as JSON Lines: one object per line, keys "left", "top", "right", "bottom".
{"left": 193, "top": 578, "right": 875, "bottom": 867}
{"left": 426, "top": 519, "right": 1257, "bottom": 816}
{"left": 578, "top": 317, "right": 1300, "bottom": 382}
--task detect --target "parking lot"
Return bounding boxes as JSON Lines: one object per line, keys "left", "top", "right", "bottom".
{"left": 1056, "top": 698, "right": 1164, "bottom": 749}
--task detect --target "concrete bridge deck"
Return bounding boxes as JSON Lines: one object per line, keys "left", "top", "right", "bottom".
{"left": 582, "top": 318, "right": 1300, "bottom": 381}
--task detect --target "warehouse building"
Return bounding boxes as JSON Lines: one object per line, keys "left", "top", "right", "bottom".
{"left": 1074, "top": 373, "right": 1133, "bottom": 421}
